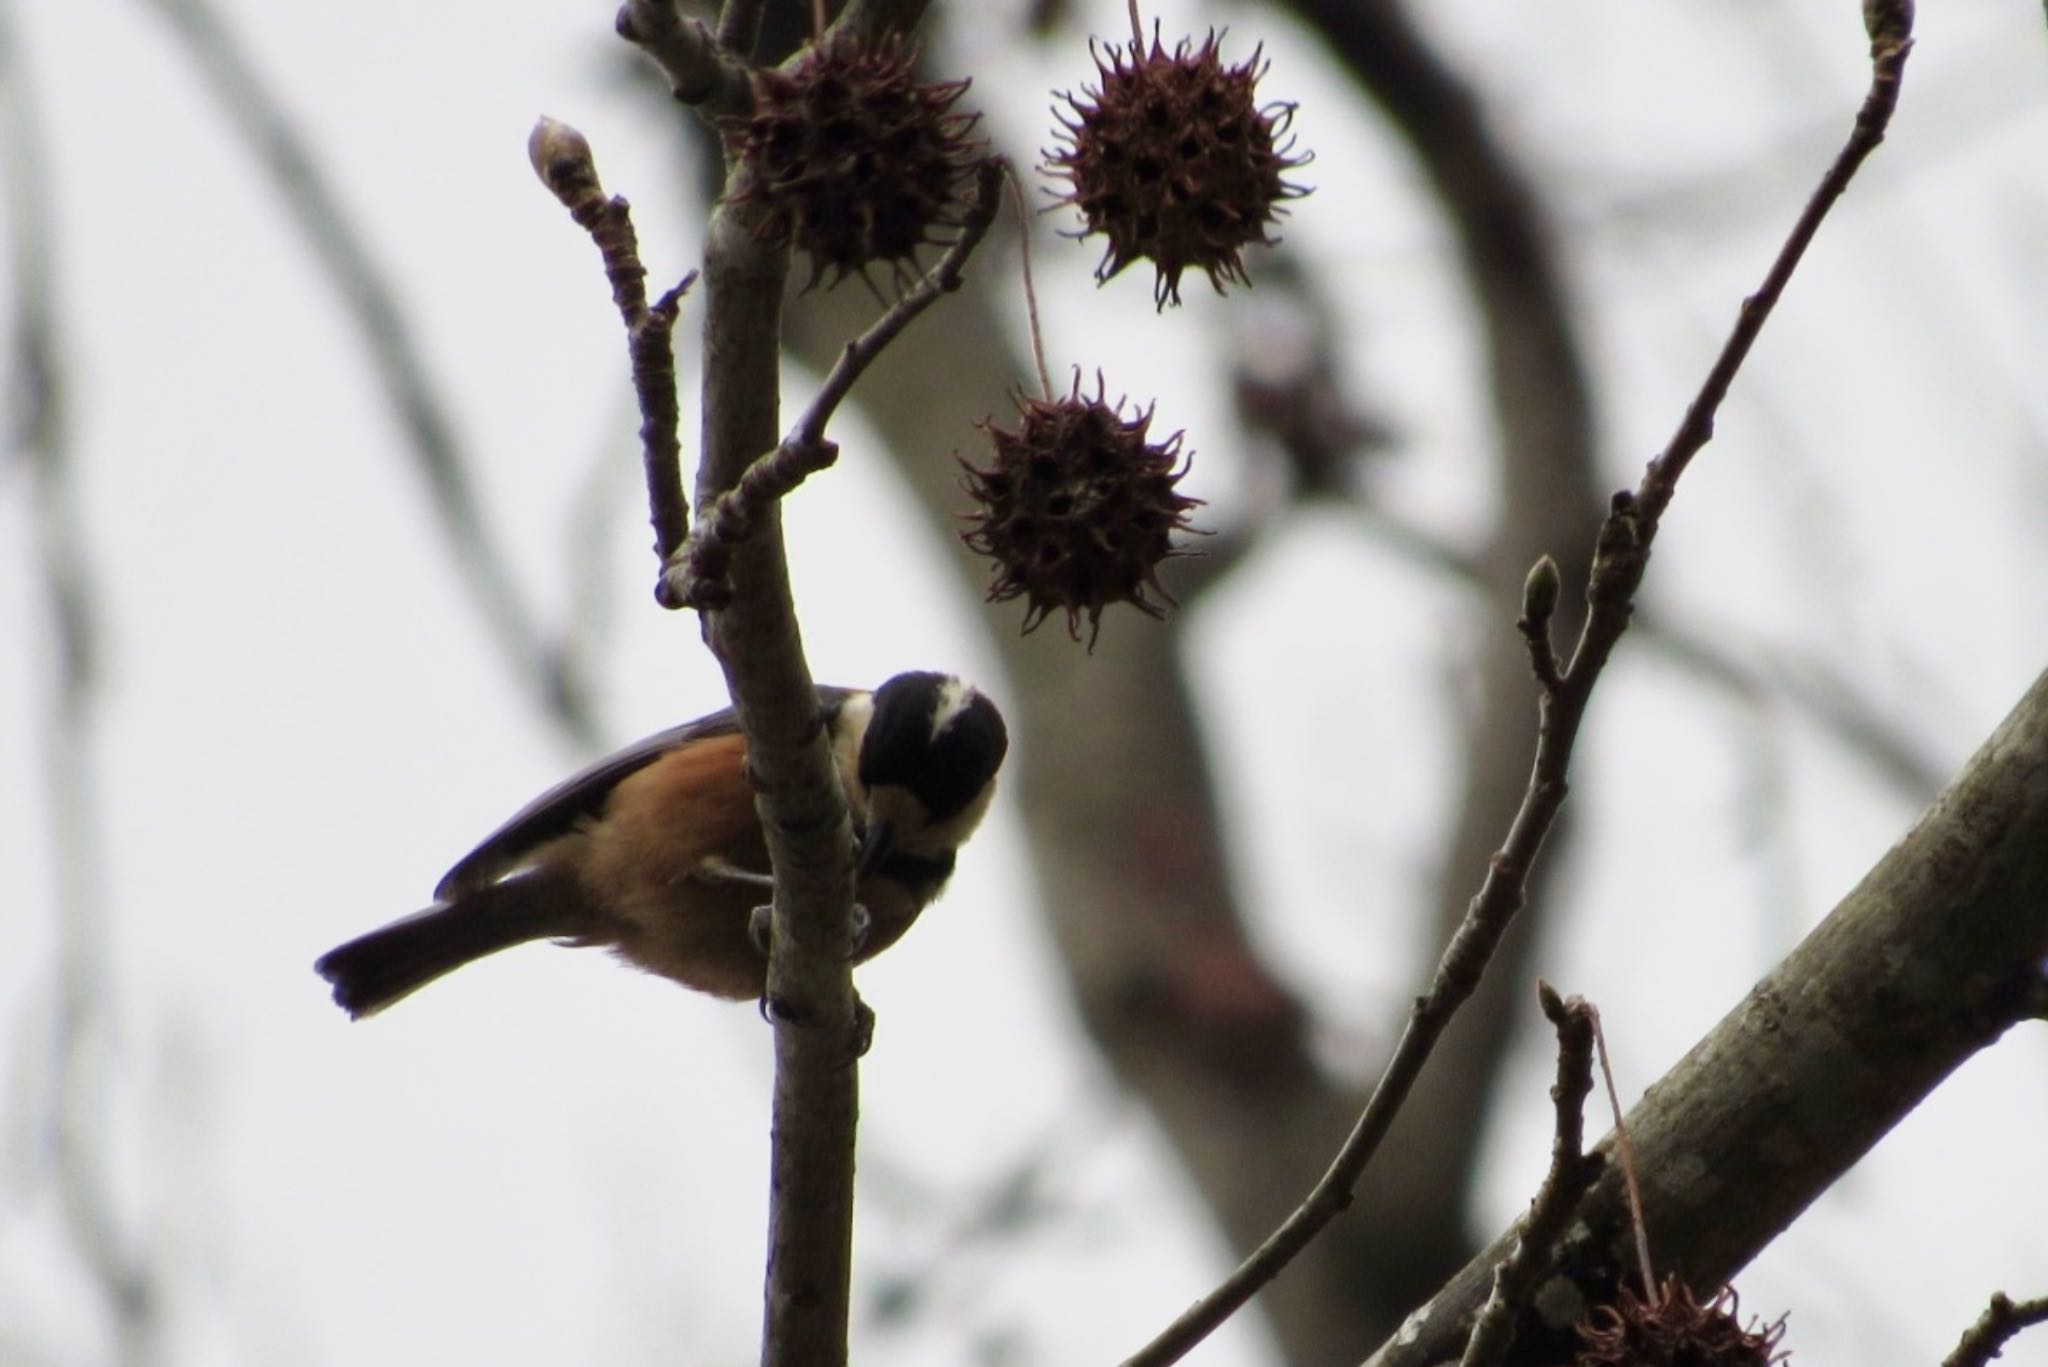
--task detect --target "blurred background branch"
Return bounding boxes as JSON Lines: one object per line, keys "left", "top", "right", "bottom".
{"left": 4, "top": 0, "right": 2044, "bottom": 1363}
{"left": 139, "top": 0, "right": 600, "bottom": 744}
{"left": 2, "top": 0, "right": 157, "bottom": 1357}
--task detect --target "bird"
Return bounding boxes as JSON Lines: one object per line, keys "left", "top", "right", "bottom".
{"left": 315, "top": 671, "right": 1007, "bottom": 1018}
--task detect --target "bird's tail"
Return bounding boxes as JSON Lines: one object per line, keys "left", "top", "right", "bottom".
{"left": 315, "top": 869, "right": 585, "bottom": 1019}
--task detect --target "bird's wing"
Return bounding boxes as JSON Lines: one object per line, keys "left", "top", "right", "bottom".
{"left": 431, "top": 686, "right": 860, "bottom": 899}
{"left": 433, "top": 713, "right": 739, "bottom": 899}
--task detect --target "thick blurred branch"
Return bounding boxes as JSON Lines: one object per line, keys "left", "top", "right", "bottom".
{"left": 140, "top": 0, "right": 598, "bottom": 743}
{"left": 1233, "top": 270, "right": 1947, "bottom": 800}
{"left": 1264, "top": 0, "right": 1609, "bottom": 1333}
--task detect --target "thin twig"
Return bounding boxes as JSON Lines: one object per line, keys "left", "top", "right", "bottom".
{"left": 1456, "top": 985, "right": 1603, "bottom": 1367}
{"left": 1349, "top": 502, "right": 1946, "bottom": 797}
{"left": 999, "top": 162, "right": 1053, "bottom": 400}
{"left": 1942, "top": 1293, "right": 2048, "bottom": 1367}
{"left": 1630, "top": 24, "right": 1912, "bottom": 540}
{"left": 793, "top": 159, "right": 1004, "bottom": 451}
{"left": 660, "top": 159, "right": 1004, "bottom": 610}
{"left": 1121, "top": 21, "right": 1914, "bottom": 1367}
{"left": 1592, "top": 1010, "right": 1655, "bottom": 1297}
{"left": 529, "top": 117, "right": 698, "bottom": 596}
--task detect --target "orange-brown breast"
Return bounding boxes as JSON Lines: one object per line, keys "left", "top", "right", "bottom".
{"left": 575, "top": 733, "right": 770, "bottom": 998}
{"left": 570, "top": 730, "right": 936, "bottom": 999}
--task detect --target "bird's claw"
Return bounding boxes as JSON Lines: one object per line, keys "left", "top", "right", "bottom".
{"left": 756, "top": 991, "right": 875, "bottom": 1063}
{"left": 749, "top": 901, "right": 871, "bottom": 962}
{"left": 848, "top": 902, "right": 872, "bottom": 959}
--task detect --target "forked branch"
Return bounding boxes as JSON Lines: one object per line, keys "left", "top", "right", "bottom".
{"left": 1120, "top": 17, "right": 1913, "bottom": 1367}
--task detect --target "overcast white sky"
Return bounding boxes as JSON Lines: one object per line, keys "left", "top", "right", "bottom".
{"left": 4, "top": 0, "right": 2047, "bottom": 1364}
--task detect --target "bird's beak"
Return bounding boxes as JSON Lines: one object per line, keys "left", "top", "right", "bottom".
{"left": 855, "top": 821, "right": 894, "bottom": 879}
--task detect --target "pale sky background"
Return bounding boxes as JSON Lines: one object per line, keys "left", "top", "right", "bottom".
{"left": 4, "top": 1, "right": 2048, "bottom": 1364}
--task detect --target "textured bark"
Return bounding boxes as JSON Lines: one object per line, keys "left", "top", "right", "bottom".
{"left": 1369, "top": 664, "right": 2048, "bottom": 1367}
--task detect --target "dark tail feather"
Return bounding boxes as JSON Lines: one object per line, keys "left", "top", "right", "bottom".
{"left": 315, "top": 870, "right": 585, "bottom": 1019}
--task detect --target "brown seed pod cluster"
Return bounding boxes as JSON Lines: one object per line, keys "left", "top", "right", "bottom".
{"left": 1575, "top": 1277, "right": 1789, "bottom": 1367}
{"left": 728, "top": 39, "right": 982, "bottom": 288}
{"left": 1046, "top": 26, "right": 1308, "bottom": 307}
{"left": 961, "top": 378, "right": 1202, "bottom": 647}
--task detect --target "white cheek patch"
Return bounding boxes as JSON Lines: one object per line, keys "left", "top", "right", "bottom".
{"left": 928, "top": 676, "right": 977, "bottom": 741}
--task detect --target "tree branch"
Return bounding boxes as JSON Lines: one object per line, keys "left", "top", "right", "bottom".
{"left": 1269, "top": 0, "right": 1607, "bottom": 1314}
{"left": 528, "top": 116, "right": 698, "bottom": 600}
{"left": 1123, "top": 15, "right": 1913, "bottom": 1365}
{"left": 661, "top": 159, "right": 1005, "bottom": 610}
{"left": 619, "top": 6, "right": 969, "bottom": 1361}
{"left": 618, "top": 0, "right": 753, "bottom": 114}
{"left": 1943, "top": 1293, "right": 2048, "bottom": 1367}
{"left": 1456, "top": 986, "right": 1602, "bottom": 1367}
{"left": 2, "top": 7, "right": 159, "bottom": 1358}
{"left": 692, "top": 184, "right": 864, "bottom": 1367}
{"left": 1370, "top": 660, "right": 2048, "bottom": 1367}
{"left": 1631, "top": 21, "right": 1913, "bottom": 538}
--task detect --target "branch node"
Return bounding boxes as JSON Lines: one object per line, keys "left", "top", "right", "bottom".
{"left": 616, "top": 1, "right": 753, "bottom": 115}
{"left": 658, "top": 439, "right": 842, "bottom": 612}
{"left": 787, "top": 158, "right": 1007, "bottom": 452}
{"left": 1456, "top": 983, "right": 1601, "bottom": 1367}
{"left": 1943, "top": 1292, "right": 2048, "bottom": 1367}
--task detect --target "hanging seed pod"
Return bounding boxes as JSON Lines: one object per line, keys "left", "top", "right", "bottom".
{"left": 729, "top": 37, "right": 982, "bottom": 288}
{"left": 1575, "top": 1277, "right": 1789, "bottom": 1367}
{"left": 961, "top": 377, "right": 1202, "bottom": 648}
{"left": 1046, "top": 25, "right": 1308, "bottom": 307}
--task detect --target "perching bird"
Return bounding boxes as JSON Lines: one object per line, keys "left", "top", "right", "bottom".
{"left": 315, "top": 671, "right": 1007, "bottom": 1017}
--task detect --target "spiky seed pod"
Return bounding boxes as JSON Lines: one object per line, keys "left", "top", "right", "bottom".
{"left": 1046, "top": 27, "right": 1308, "bottom": 307}
{"left": 961, "top": 378, "right": 1203, "bottom": 647}
{"left": 1575, "top": 1277, "right": 1789, "bottom": 1367}
{"left": 728, "top": 39, "right": 982, "bottom": 289}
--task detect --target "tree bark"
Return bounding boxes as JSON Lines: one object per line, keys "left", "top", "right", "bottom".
{"left": 1368, "top": 663, "right": 2048, "bottom": 1367}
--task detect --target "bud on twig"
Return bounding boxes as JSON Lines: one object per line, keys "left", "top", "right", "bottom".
{"left": 528, "top": 116, "right": 601, "bottom": 210}
{"left": 1862, "top": 0, "right": 1914, "bottom": 48}
{"left": 1522, "top": 554, "right": 1562, "bottom": 627}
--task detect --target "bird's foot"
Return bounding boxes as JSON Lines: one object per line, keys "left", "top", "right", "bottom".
{"left": 747, "top": 901, "right": 871, "bottom": 962}
{"left": 757, "top": 991, "right": 875, "bottom": 1062}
